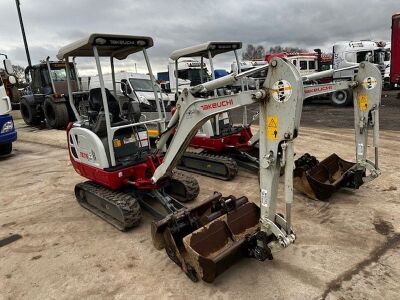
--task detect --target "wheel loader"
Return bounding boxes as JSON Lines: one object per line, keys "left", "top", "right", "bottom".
{"left": 58, "top": 33, "right": 382, "bottom": 282}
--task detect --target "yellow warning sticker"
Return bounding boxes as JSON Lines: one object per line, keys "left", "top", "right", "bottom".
{"left": 267, "top": 115, "right": 279, "bottom": 140}
{"left": 358, "top": 94, "right": 368, "bottom": 112}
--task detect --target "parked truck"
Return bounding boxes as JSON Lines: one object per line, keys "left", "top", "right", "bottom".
{"left": 390, "top": 13, "right": 400, "bottom": 88}
{"left": 330, "top": 40, "right": 386, "bottom": 105}
{"left": 0, "top": 58, "right": 17, "bottom": 155}
{"left": 265, "top": 52, "right": 319, "bottom": 76}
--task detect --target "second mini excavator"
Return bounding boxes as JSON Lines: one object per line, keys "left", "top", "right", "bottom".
{"left": 166, "top": 41, "right": 382, "bottom": 193}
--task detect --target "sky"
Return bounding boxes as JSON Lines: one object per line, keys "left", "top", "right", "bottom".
{"left": 0, "top": 0, "right": 398, "bottom": 75}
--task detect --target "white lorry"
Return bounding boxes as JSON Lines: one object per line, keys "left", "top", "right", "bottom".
{"left": 330, "top": 40, "right": 385, "bottom": 105}
{"left": 85, "top": 71, "right": 174, "bottom": 112}
{"left": 382, "top": 42, "right": 391, "bottom": 87}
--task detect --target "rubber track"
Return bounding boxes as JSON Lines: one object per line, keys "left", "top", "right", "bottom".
{"left": 169, "top": 171, "right": 200, "bottom": 202}
{"left": 177, "top": 152, "right": 238, "bottom": 181}
{"left": 75, "top": 181, "right": 141, "bottom": 231}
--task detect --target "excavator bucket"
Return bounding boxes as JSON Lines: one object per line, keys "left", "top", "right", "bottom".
{"left": 151, "top": 192, "right": 260, "bottom": 282}
{"left": 294, "top": 153, "right": 365, "bottom": 201}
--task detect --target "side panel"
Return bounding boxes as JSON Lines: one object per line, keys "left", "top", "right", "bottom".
{"left": 68, "top": 126, "right": 110, "bottom": 169}
{"left": 391, "top": 14, "right": 400, "bottom": 84}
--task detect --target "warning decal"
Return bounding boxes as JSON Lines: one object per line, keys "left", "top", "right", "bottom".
{"left": 362, "top": 77, "right": 377, "bottom": 90}
{"left": 267, "top": 115, "right": 279, "bottom": 140}
{"left": 358, "top": 94, "right": 368, "bottom": 111}
{"left": 271, "top": 80, "right": 292, "bottom": 102}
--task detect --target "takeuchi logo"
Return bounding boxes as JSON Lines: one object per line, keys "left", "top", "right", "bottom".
{"left": 200, "top": 99, "right": 234, "bottom": 110}
{"left": 304, "top": 85, "right": 333, "bottom": 94}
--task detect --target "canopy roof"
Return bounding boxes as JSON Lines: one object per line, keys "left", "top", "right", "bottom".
{"left": 57, "top": 33, "right": 153, "bottom": 60}
{"left": 170, "top": 41, "right": 242, "bottom": 61}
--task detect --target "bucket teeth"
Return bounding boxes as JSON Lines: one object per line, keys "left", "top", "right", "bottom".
{"left": 151, "top": 192, "right": 261, "bottom": 282}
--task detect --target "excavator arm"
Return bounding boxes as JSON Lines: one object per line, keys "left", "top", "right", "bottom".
{"left": 293, "top": 62, "right": 382, "bottom": 200}
{"left": 151, "top": 58, "right": 305, "bottom": 282}
{"left": 247, "top": 62, "right": 381, "bottom": 200}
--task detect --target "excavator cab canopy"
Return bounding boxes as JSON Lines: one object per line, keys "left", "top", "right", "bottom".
{"left": 58, "top": 33, "right": 164, "bottom": 168}
{"left": 57, "top": 33, "right": 154, "bottom": 60}
{"left": 169, "top": 41, "right": 242, "bottom": 60}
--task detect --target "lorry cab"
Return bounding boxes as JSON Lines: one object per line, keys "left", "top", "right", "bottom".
{"left": 265, "top": 52, "right": 318, "bottom": 76}
{"left": 332, "top": 40, "right": 386, "bottom": 80}
{"left": 0, "top": 59, "right": 17, "bottom": 155}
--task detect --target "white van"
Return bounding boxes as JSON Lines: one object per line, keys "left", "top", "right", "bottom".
{"left": 86, "top": 71, "right": 174, "bottom": 111}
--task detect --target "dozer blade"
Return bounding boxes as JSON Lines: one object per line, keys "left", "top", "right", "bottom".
{"left": 294, "top": 153, "right": 365, "bottom": 201}
{"left": 151, "top": 192, "right": 260, "bottom": 283}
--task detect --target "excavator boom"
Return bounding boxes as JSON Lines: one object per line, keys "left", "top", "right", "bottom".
{"left": 151, "top": 59, "right": 382, "bottom": 282}
{"left": 152, "top": 58, "right": 303, "bottom": 282}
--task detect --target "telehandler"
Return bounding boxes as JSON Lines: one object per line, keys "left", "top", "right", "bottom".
{"left": 59, "top": 33, "right": 382, "bottom": 282}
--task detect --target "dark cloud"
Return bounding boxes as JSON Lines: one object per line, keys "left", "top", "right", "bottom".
{"left": 0, "top": 0, "right": 397, "bottom": 73}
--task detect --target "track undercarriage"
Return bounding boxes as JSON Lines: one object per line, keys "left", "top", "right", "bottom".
{"left": 74, "top": 171, "right": 199, "bottom": 231}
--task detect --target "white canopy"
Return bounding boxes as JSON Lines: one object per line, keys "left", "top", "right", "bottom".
{"left": 170, "top": 41, "right": 242, "bottom": 61}
{"left": 57, "top": 33, "right": 153, "bottom": 60}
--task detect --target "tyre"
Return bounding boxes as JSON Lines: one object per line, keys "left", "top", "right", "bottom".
{"left": 43, "top": 98, "right": 69, "bottom": 129}
{"left": 20, "top": 98, "right": 42, "bottom": 125}
{"left": 0, "top": 142, "right": 12, "bottom": 155}
{"left": 330, "top": 89, "right": 353, "bottom": 106}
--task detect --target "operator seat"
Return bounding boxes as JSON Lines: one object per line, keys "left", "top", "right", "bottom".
{"left": 87, "top": 88, "right": 123, "bottom": 136}
{"left": 86, "top": 88, "right": 149, "bottom": 168}
{"left": 88, "top": 88, "right": 122, "bottom": 123}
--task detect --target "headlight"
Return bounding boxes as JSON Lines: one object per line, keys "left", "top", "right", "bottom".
{"left": 138, "top": 96, "right": 150, "bottom": 105}
{"left": 1, "top": 120, "right": 14, "bottom": 133}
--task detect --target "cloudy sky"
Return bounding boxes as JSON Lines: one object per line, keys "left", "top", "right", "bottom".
{"left": 0, "top": 0, "right": 398, "bottom": 75}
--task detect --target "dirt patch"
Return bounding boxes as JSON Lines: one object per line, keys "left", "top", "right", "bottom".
{"left": 320, "top": 218, "right": 400, "bottom": 300}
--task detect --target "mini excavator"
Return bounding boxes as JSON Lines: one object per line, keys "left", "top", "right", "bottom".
{"left": 168, "top": 42, "right": 382, "bottom": 196}
{"left": 59, "top": 34, "right": 382, "bottom": 282}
